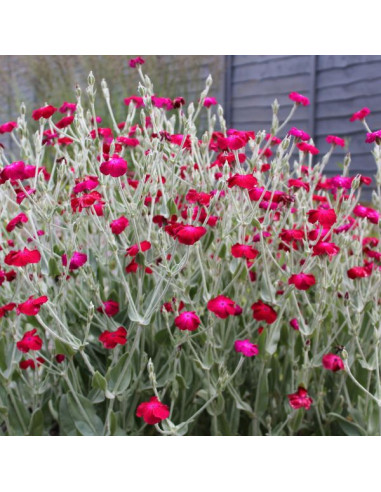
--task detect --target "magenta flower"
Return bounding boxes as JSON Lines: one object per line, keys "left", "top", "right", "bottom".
{"left": 288, "top": 273, "right": 316, "bottom": 291}
{"left": 100, "top": 155, "right": 128, "bottom": 178}
{"left": 322, "top": 353, "right": 344, "bottom": 372}
{"left": 203, "top": 97, "right": 217, "bottom": 108}
{"left": 110, "top": 216, "right": 129, "bottom": 235}
{"left": 174, "top": 311, "right": 201, "bottom": 331}
{"left": 326, "top": 135, "right": 345, "bottom": 147}
{"left": 136, "top": 397, "right": 170, "bottom": 425}
{"left": 288, "top": 387, "right": 313, "bottom": 410}
{"left": 289, "top": 92, "right": 310, "bottom": 106}
{"left": 234, "top": 339, "right": 259, "bottom": 357}
{"left": 129, "top": 57, "right": 145, "bottom": 68}
{"left": 62, "top": 252, "right": 88, "bottom": 271}
{"left": 207, "top": 295, "right": 237, "bottom": 319}
{"left": 350, "top": 107, "right": 370, "bottom": 122}
{"left": 97, "top": 300, "right": 120, "bottom": 317}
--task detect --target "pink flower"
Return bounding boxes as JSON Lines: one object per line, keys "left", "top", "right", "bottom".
{"left": 288, "top": 273, "right": 316, "bottom": 291}
{"left": 289, "top": 92, "right": 310, "bottom": 106}
{"left": 251, "top": 300, "right": 277, "bottom": 324}
{"left": 290, "top": 318, "right": 299, "bottom": 331}
{"left": 4, "top": 248, "right": 41, "bottom": 267}
{"left": 350, "top": 107, "right": 370, "bottom": 122}
{"left": 288, "top": 127, "right": 310, "bottom": 141}
{"left": 62, "top": 252, "right": 87, "bottom": 270}
{"left": 136, "top": 397, "right": 170, "bottom": 425}
{"left": 288, "top": 386, "right": 313, "bottom": 410}
{"left": 231, "top": 244, "right": 259, "bottom": 260}
{"left": 207, "top": 295, "right": 237, "bottom": 319}
{"left": 124, "top": 96, "right": 145, "bottom": 107}
{"left": 97, "top": 300, "right": 120, "bottom": 317}
{"left": 307, "top": 208, "right": 337, "bottom": 228}
{"left": 73, "top": 176, "right": 99, "bottom": 194}
{"left": 129, "top": 57, "right": 145, "bottom": 68}
{"left": 110, "top": 216, "right": 129, "bottom": 235}
{"left": 32, "top": 105, "right": 57, "bottom": 120}
{"left": 17, "top": 296, "right": 48, "bottom": 316}
{"left": 175, "top": 311, "right": 201, "bottom": 331}
{"left": 99, "top": 326, "right": 127, "bottom": 349}
{"left": 297, "top": 142, "right": 319, "bottom": 155}
{"left": 100, "top": 155, "right": 128, "bottom": 178}
{"left": 353, "top": 205, "right": 380, "bottom": 224}
{"left": 151, "top": 96, "right": 174, "bottom": 110}
{"left": 203, "top": 97, "right": 217, "bottom": 108}
{"left": 0, "top": 161, "right": 27, "bottom": 181}
{"left": 366, "top": 130, "right": 381, "bottom": 144}
{"left": 6, "top": 213, "right": 28, "bottom": 232}
{"left": 16, "top": 329, "right": 43, "bottom": 353}
{"left": 0, "top": 121, "right": 17, "bottom": 134}
{"left": 322, "top": 353, "right": 344, "bottom": 372}
{"left": 326, "top": 135, "right": 345, "bottom": 147}
{"left": 234, "top": 339, "right": 259, "bottom": 357}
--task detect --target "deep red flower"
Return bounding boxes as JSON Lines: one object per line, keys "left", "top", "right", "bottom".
{"left": 126, "top": 241, "right": 151, "bottom": 256}
{"left": 165, "top": 223, "right": 207, "bottom": 246}
{"left": 6, "top": 213, "right": 28, "bottom": 232}
{"left": 322, "top": 353, "right": 344, "bottom": 372}
{"left": 16, "top": 329, "right": 43, "bottom": 353}
{"left": 289, "top": 92, "right": 310, "bottom": 106}
{"left": 185, "top": 189, "right": 211, "bottom": 206}
{"left": 0, "top": 302, "right": 16, "bottom": 318}
{"left": 227, "top": 174, "right": 258, "bottom": 190}
{"left": 56, "top": 115, "right": 74, "bottom": 129}
{"left": 207, "top": 295, "right": 237, "bottom": 319}
{"left": 251, "top": 300, "right": 277, "bottom": 324}
{"left": 136, "top": 397, "right": 170, "bottom": 425}
{"left": 62, "top": 252, "right": 87, "bottom": 270}
{"left": 97, "top": 300, "right": 120, "bottom": 317}
{"left": 55, "top": 354, "right": 66, "bottom": 363}
{"left": 347, "top": 264, "right": 373, "bottom": 279}
{"left": 312, "top": 242, "right": 340, "bottom": 259}
{"left": 290, "top": 318, "right": 299, "bottom": 331}
{"left": 19, "top": 357, "right": 45, "bottom": 370}
{"left": 234, "top": 339, "right": 259, "bottom": 357}
{"left": 4, "top": 248, "right": 41, "bottom": 267}
{"left": 17, "top": 296, "right": 48, "bottom": 316}
{"left": 173, "top": 97, "right": 186, "bottom": 108}
{"left": 307, "top": 208, "right": 337, "bottom": 228}
{"left": 288, "top": 387, "right": 313, "bottom": 410}
{"left": 32, "top": 105, "right": 57, "bottom": 120}
{"left": 288, "top": 178, "right": 310, "bottom": 192}
{"left": 100, "top": 155, "right": 128, "bottom": 178}
{"left": 231, "top": 243, "right": 259, "bottom": 260}
{"left": 99, "top": 326, "right": 127, "bottom": 349}
{"left": 110, "top": 216, "right": 129, "bottom": 235}
{"left": 175, "top": 311, "right": 201, "bottom": 331}
{"left": 288, "top": 273, "right": 316, "bottom": 291}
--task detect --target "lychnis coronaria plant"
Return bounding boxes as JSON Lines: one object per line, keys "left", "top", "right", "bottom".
{"left": 0, "top": 57, "right": 380, "bottom": 436}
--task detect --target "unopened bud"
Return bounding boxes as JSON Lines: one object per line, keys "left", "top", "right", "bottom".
{"left": 206, "top": 74, "right": 213, "bottom": 88}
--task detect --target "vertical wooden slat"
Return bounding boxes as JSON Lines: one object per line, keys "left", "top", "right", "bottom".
{"left": 223, "top": 55, "right": 233, "bottom": 128}
{"left": 308, "top": 55, "right": 317, "bottom": 140}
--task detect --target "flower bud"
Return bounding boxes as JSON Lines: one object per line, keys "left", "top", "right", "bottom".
{"left": 206, "top": 74, "right": 213, "bottom": 88}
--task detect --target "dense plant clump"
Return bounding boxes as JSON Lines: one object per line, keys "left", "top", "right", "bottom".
{"left": 0, "top": 58, "right": 380, "bottom": 436}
